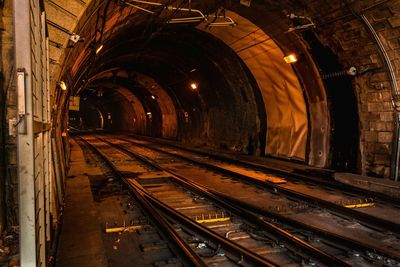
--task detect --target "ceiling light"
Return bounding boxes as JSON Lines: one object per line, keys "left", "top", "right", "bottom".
{"left": 95, "top": 44, "right": 103, "bottom": 54}
{"left": 151, "top": 95, "right": 156, "bottom": 100}
{"left": 190, "top": 82, "right": 198, "bottom": 90}
{"left": 59, "top": 81, "right": 67, "bottom": 91}
{"left": 283, "top": 53, "right": 298, "bottom": 64}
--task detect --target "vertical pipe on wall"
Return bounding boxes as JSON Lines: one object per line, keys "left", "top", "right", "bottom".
{"left": 359, "top": 14, "right": 400, "bottom": 181}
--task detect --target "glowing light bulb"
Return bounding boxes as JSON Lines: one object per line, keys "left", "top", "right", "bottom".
{"left": 96, "top": 44, "right": 103, "bottom": 54}
{"left": 59, "top": 81, "right": 67, "bottom": 91}
{"left": 190, "top": 82, "right": 198, "bottom": 90}
{"left": 283, "top": 53, "right": 298, "bottom": 64}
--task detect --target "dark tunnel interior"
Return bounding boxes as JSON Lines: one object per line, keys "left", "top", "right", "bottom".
{"left": 302, "top": 30, "right": 360, "bottom": 172}
{"left": 75, "top": 26, "right": 268, "bottom": 156}
{"left": 63, "top": 4, "right": 368, "bottom": 174}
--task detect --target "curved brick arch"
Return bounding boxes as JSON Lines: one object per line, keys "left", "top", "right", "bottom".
{"left": 45, "top": 0, "right": 400, "bottom": 177}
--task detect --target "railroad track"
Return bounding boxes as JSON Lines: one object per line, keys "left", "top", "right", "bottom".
{"left": 102, "top": 135, "right": 400, "bottom": 263}
{"left": 126, "top": 135, "right": 400, "bottom": 202}
{"left": 117, "top": 135, "right": 400, "bottom": 234}
{"left": 77, "top": 134, "right": 400, "bottom": 266}
{"left": 74, "top": 137, "right": 189, "bottom": 266}
{"left": 78, "top": 136, "right": 283, "bottom": 266}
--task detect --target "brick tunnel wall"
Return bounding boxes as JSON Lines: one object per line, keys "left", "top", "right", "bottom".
{"left": 310, "top": 0, "right": 400, "bottom": 177}
{"left": 239, "top": 0, "right": 400, "bottom": 178}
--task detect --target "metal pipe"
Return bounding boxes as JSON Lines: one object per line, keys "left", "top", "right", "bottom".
{"left": 127, "top": 0, "right": 163, "bottom": 6}
{"left": 207, "top": 15, "right": 236, "bottom": 27}
{"left": 360, "top": 14, "right": 400, "bottom": 181}
{"left": 167, "top": 19, "right": 203, "bottom": 24}
{"left": 125, "top": 2, "right": 155, "bottom": 14}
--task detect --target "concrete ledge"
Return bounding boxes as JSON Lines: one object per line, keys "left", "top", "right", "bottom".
{"left": 56, "top": 139, "right": 108, "bottom": 267}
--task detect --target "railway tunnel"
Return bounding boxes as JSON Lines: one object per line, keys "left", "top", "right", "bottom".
{"left": 2, "top": 0, "right": 400, "bottom": 266}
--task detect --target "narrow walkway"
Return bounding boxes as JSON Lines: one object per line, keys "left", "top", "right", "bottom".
{"left": 56, "top": 139, "right": 108, "bottom": 267}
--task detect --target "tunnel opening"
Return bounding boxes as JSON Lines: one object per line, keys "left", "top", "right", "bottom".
{"left": 302, "top": 30, "right": 360, "bottom": 172}
{"left": 75, "top": 25, "right": 269, "bottom": 156}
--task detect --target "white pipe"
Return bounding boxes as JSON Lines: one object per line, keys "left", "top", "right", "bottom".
{"left": 128, "top": 0, "right": 162, "bottom": 6}
{"left": 125, "top": 2, "right": 155, "bottom": 14}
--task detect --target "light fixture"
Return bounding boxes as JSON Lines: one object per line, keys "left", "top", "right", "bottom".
{"left": 190, "top": 82, "right": 198, "bottom": 90}
{"left": 151, "top": 95, "right": 156, "bottom": 100}
{"left": 58, "top": 81, "right": 67, "bottom": 91}
{"left": 69, "top": 33, "right": 85, "bottom": 43}
{"left": 95, "top": 44, "right": 103, "bottom": 54}
{"left": 283, "top": 53, "right": 298, "bottom": 64}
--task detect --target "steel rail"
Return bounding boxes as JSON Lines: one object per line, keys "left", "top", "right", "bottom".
{"left": 105, "top": 136, "right": 400, "bottom": 262}
{"left": 128, "top": 134, "right": 400, "bottom": 205}
{"left": 79, "top": 136, "right": 278, "bottom": 267}
{"left": 120, "top": 137, "right": 400, "bottom": 236}
{"left": 76, "top": 136, "right": 206, "bottom": 267}
{"left": 128, "top": 180, "right": 278, "bottom": 267}
{"left": 99, "top": 137, "right": 353, "bottom": 266}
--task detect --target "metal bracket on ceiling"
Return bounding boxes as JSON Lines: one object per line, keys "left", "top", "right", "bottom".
{"left": 206, "top": 15, "right": 237, "bottom": 28}
{"left": 165, "top": 6, "right": 206, "bottom": 24}
{"left": 287, "top": 13, "right": 315, "bottom": 32}
{"left": 124, "top": 0, "right": 206, "bottom": 23}
{"left": 240, "top": 0, "right": 251, "bottom": 7}
{"left": 205, "top": 6, "right": 237, "bottom": 28}
{"left": 123, "top": 0, "right": 237, "bottom": 26}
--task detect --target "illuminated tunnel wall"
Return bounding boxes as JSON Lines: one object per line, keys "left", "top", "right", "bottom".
{"left": 199, "top": 11, "right": 309, "bottom": 160}
{"left": 77, "top": 15, "right": 311, "bottom": 161}
{"left": 56, "top": 2, "right": 364, "bottom": 173}
{"left": 71, "top": 12, "right": 315, "bottom": 161}
{"left": 80, "top": 26, "right": 266, "bottom": 155}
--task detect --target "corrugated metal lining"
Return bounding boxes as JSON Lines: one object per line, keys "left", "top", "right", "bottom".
{"left": 199, "top": 11, "right": 308, "bottom": 160}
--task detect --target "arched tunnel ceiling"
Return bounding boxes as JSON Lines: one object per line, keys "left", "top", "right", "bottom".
{"left": 45, "top": 0, "right": 311, "bottom": 159}
{"left": 44, "top": 0, "right": 400, "bottom": 176}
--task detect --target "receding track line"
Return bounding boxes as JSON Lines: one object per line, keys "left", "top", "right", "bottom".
{"left": 79, "top": 136, "right": 280, "bottom": 267}
{"left": 128, "top": 134, "right": 400, "bottom": 205}
{"left": 98, "top": 136, "right": 354, "bottom": 266}
{"left": 76, "top": 136, "right": 206, "bottom": 267}
{"left": 118, "top": 136, "right": 400, "bottom": 236}
{"left": 97, "top": 135, "right": 400, "bottom": 264}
